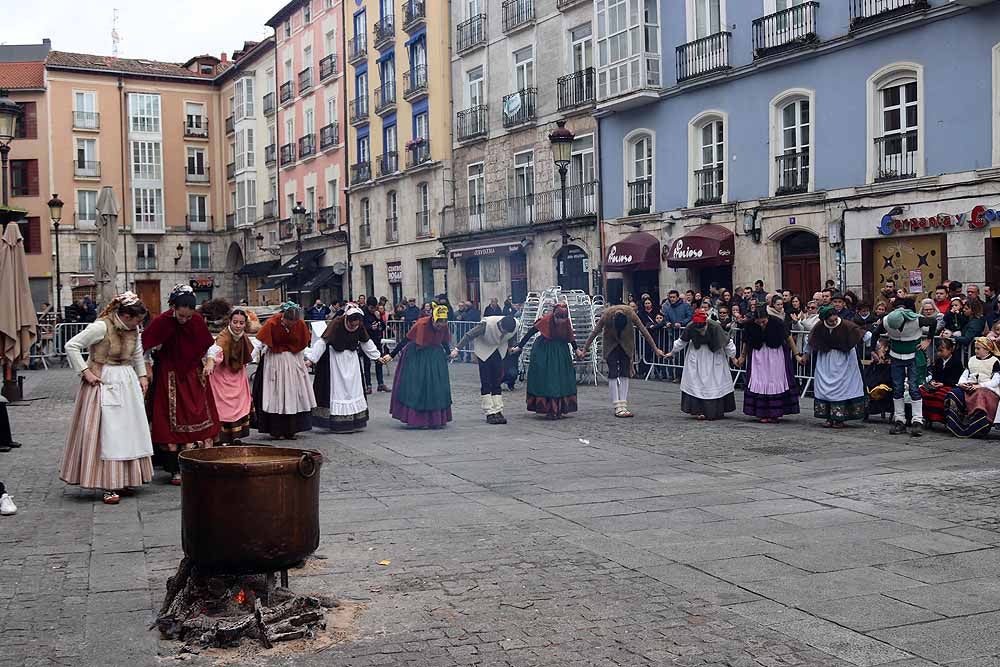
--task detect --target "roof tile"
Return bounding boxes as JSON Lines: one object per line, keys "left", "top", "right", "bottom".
{"left": 0, "top": 62, "right": 45, "bottom": 90}
{"left": 46, "top": 50, "right": 214, "bottom": 79}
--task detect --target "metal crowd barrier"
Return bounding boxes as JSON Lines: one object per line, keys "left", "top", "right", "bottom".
{"left": 383, "top": 319, "right": 482, "bottom": 363}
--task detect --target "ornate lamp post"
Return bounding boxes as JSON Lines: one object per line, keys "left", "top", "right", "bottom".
{"left": 0, "top": 90, "right": 22, "bottom": 206}
{"left": 47, "top": 194, "right": 64, "bottom": 319}
{"left": 291, "top": 201, "right": 307, "bottom": 301}
{"left": 548, "top": 119, "right": 575, "bottom": 246}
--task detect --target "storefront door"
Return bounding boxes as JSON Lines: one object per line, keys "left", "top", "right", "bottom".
{"left": 465, "top": 257, "right": 481, "bottom": 304}
{"left": 135, "top": 280, "right": 161, "bottom": 315}
{"left": 509, "top": 251, "right": 527, "bottom": 304}
{"left": 557, "top": 245, "right": 589, "bottom": 293}
{"left": 780, "top": 231, "right": 820, "bottom": 299}
{"left": 630, "top": 270, "right": 659, "bottom": 306}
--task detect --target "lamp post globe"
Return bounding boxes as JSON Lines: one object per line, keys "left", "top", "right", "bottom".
{"left": 548, "top": 119, "right": 575, "bottom": 237}
{"left": 291, "top": 201, "right": 308, "bottom": 301}
{"left": 48, "top": 194, "right": 65, "bottom": 320}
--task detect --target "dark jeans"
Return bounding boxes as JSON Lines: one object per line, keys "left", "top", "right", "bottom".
{"left": 0, "top": 402, "right": 11, "bottom": 446}
{"left": 890, "top": 357, "right": 922, "bottom": 400}
{"left": 361, "top": 351, "right": 384, "bottom": 389}
{"left": 478, "top": 351, "right": 504, "bottom": 395}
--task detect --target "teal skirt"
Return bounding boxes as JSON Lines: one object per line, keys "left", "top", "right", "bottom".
{"left": 525, "top": 337, "right": 578, "bottom": 416}
{"left": 390, "top": 344, "right": 453, "bottom": 425}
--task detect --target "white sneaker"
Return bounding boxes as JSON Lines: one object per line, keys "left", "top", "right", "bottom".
{"left": 0, "top": 493, "right": 17, "bottom": 516}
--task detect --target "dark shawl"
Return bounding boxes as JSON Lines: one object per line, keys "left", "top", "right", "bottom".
{"left": 808, "top": 317, "right": 866, "bottom": 354}
{"left": 535, "top": 305, "right": 574, "bottom": 343}
{"left": 743, "top": 316, "right": 788, "bottom": 351}
{"left": 681, "top": 319, "right": 730, "bottom": 352}
{"left": 322, "top": 315, "right": 370, "bottom": 352}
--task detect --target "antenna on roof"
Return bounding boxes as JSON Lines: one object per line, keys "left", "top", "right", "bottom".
{"left": 111, "top": 8, "right": 121, "bottom": 57}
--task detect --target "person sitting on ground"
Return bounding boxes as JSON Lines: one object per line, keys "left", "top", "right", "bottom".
{"left": 920, "top": 338, "right": 964, "bottom": 426}
{"left": 945, "top": 337, "right": 1000, "bottom": 438}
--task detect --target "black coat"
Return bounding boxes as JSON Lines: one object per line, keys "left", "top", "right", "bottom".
{"left": 931, "top": 356, "right": 964, "bottom": 386}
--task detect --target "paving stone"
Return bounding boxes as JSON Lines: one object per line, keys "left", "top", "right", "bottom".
{"left": 881, "top": 532, "right": 990, "bottom": 556}
{"left": 693, "top": 556, "right": 810, "bottom": 583}
{"left": 795, "top": 594, "right": 944, "bottom": 632}
{"left": 884, "top": 577, "right": 1000, "bottom": 616}
{"left": 740, "top": 568, "right": 925, "bottom": 605}
{"left": 870, "top": 612, "right": 1000, "bottom": 663}
{"left": 879, "top": 549, "right": 1000, "bottom": 584}
{"left": 773, "top": 617, "right": 913, "bottom": 666}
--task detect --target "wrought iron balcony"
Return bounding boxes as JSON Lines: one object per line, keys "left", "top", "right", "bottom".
{"left": 403, "top": 65, "right": 428, "bottom": 100}
{"left": 279, "top": 142, "right": 296, "bottom": 167}
{"left": 385, "top": 216, "right": 399, "bottom": 243}
{"left": 279, "top": 81, "right": 294, "bottom": 104}
{"left": 263, "top": 91, "right": 276, "bottom": 115}
{"left": 349, "top": 96, "right": 369, "bottom": 125}
{"left": 225, "top": 115, "right": 235, "bottom": 134}
{"left": 457, "top": 105, "right": 488, "bottom": 142}
{"left": 348, "top": 34, "right": 367, "bottom": 64}
{"left": 557, "top": 68, "right": 595, "bottom": 110}
{"left": 226, "top": 162, "right": 236, "bottom": 180}
{"left": 263, "top": 200, "right": 278, "bottom": 220}
{"left": 298, "top": 67, "right": 313, "bottom": 94}
{"left": 627, "top": 178, "right": 652, "bottom": 216}
{"left": 185, "top": 166, "right": 210, "bottom": 183}
{"left": 402, "top": 0, "right": 426, "bottom": 31}
{"left": 501, "top": 0, "right": 534, "bottom": 32}
{"left": 676, "top": 32, "right": 732, "bottom": 82}
{"left": 319, "top": 205, "right": 340, "bottom": 231}
{"left": 776, "top": 150, "right": 810, "bottom": 196}
{"left": 850, "top": 0, "right": 928, "bottom": 30}
{"left": 694, "top": 165, "right": 724, "bottom": 206}
{"left": 377, "top": 151, "right": 399, "bottom": 178}
{"left": 319, "top": 54, "right": 338, "bottom": 81}
{"left": 186, "top": 214, "right": 212, "bottom": 231}
{"left": 264, "top": 143, "right": 277, "bottom": 165}
{"left": 184, "top": 117, "right": 209, "bottom": 138}
{"left": 358, "top": 223, "right": 372, "bottom": 248}
{"left": 298, "top": 134, "right": 316, "bottom": 159}
{"left": 405, "top": 139, "right": 431, "bottom": 169}
{"left": 374, "top": 80, "right": 396, "bottom": 115}
{"left": 874, "top": 130, "right": 918, "bottom": 182}
{"left": 443, "top": 182, "right": 598, "bottom": 236}
{"left": 753, "top": 2, "right": 819, "bottom": 58}
{"left": 72, "top": 110, "right": 100, "bottom": 130}
{"left": 350, "top": 161, "right": 372, "bottom": 185}
{"left": 502, "top": 88, "right": 536, "bottom": 127}
{"left": 374, "top": 15, "right": 395, "bottom": 49}
{"left": 73, "top": 160, "right": 101, "bottom": 178}
{"left": 456, "top": 14, "right": 487, "bottom": 53}
{"left": 319, "top": 122, "right": 340, "bottom": 150}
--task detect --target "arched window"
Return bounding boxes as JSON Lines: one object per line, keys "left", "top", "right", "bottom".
{"left": 867, "top": 62, "right": 923, "bottom": 183}
{"left": 688, "top": 111, "right": 726, "bottom": 206}
{"left": 386, "top": 191, "right": 398, "bottom": 242}
{"left": 769, "top": 89, "right": 814, "bottom": 196}
{"left": 624, "top": 130, "right": 653, "bottom": 215}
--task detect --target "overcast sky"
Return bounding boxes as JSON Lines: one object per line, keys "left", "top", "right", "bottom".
{"left": 3, "top": 0, "right": 279, "bottom": 62}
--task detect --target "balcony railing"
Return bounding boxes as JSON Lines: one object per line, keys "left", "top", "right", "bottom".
{"left": 502, "top": 88, "right": 536, "bottom": 127}
{"left": 186, "top": 215, "right": 212, "bottom": 231}
{"left": 445, "top": 182, "right": 599, "bottom": 236}
{"left": 74, "top": 213, "right": 97, "bottom": 229}
{"left": 264, "top": 143, "right": 277, "bottom": 165}
{"left": 320, "top": 122, "right": 340, "bottom": 150}
{"left": 279, "top": 142, "right": 297, "bottom": 166}
{"left": 753, "top": 2, "right": 819, "bottom": 58}
{"left": 557, "top": 68, "right": 595, "bottom": 111}
{"left": 185, "top": 167, "right": 210, "bottom": 183}
{"left": 416, "top": 210, "right": 431, "bottom": 237}
{"left": 403, "top": 65, "right": 428, "bottom": 100}
{"left": 405, "top": 139, "right": 431, "bottom": 168}
{"left": 319, "top": 54, "right": 338, "bottom": 81}
{"left": 694, "top": 165, "right": 724, "bottom": 206}
{"left": 263, "top": 200, "right": 278, "bottom": 219}
{"left": 73, "top": 160, "right": 101, "bottom": 178}
{"left": 72, "top": 111, "right": 100, "bottom": 130}
{"left": 348, "top": 34, "right": 367, "bottom": 63}
{"left": 385, "top": 216, "right": 399, "bottom": 243}
{"left": 874, "top": 131, "right": 918, "bottom": 182}
{"left": 358, "top": 223, "right": 372, "bottom": 248}
{"left": 263, "top": 92, "right": 276, "bottom": 115}
{"left": 627, "top": 178, "right": 652, "bottom": 216}
{"left": 133, "top": 217, "right": 165, "bottom": 234}
{"left": 226, "top": 162, "right": 236, "bottom": 180}
{"left": 319, "top": 205, "right": 340, "bottom": 231}
{"left": 350, "top": 96, "right": 369, "bottom": 124}
{"left": 403, "top": 0, "right": 426, "bottom": 31}
{"left": 298, "top": 67, "right": 313, "bottom": 93}
{"left": 377, "top": 151, "right": 399, "bottom": 178}
{"left": 350, "top": 161, "right": 372, "bottom": 185}
{"left": 850, "top": 0, "right": 928, "bottom": 29}
{"left": 456, "top": 14, "right": 487, "bottom": 53}
{"left": 457, "top": 105, "right": 488, "bottom": 141}
{"left": 374, "top": 15, "right": 395, "bottom": 49}
{"left": 298, "top": 134, "right": 316, "bottom": 159}
{"left": 776, "top": 150, "right": 810, "bottom": 196}
{"left": 184, "top": 118, "right": 209, "bottom": 137}
{"left": 225, "top": 116, "right": 235, "bottom": 134}
{"left": 502, "top": 0, "right": 534, "bottom": 32}
{"left": 676, "top": 32, "right": 732, "bottom": 82}
{"left": 279, "top": 81, "right": 294, "bottom": 104}
{"left": 374, "top": 80, "right": 396, "bottom": 115}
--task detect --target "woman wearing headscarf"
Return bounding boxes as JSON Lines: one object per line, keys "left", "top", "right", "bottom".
{"left": 578, "top": 304, "right": 664, "bottom": 418}
{"left": 381, "top": 305, "right": 454, "bottom": 428}
{"left": 799, "top": 305, "right": 869, "bottom": 428}
{"left": 252, "top": 302, "right": 316, "bottom": 440}
{"left": 142, "top": 285, "right": 220, "bottom": 485}
{"left": 60, "top": 292, "right": 154, "bottom": 504}
{"left": 204, "top": 308, "right": 253, "bottom": 444}
{"left": 944, "top": 337, "right": 1000, "bottom": 438}
{"left": 664, "top": 311, "right": 737, "bottom": 420}
{"left": 735, "top": 306, "right": 800, "bottom": 423}
{"left": 307, "top": 303, "right": 383, "bottom": 433}
{"left": 513, "top": 303, "right": 578, "bottom": 419}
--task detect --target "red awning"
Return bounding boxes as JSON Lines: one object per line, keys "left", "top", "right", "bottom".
{"left": 665, "top": 224, "right": 735, "bottom": 269}
{"left": 604, "top": 232, "right": 660, "bottom": 272}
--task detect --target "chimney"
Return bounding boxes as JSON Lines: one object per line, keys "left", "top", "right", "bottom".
{"left": 43, "top": 38, "right": 51, "bottom": 45}
{"left": 220, "top": 52, "right": 228, "bottom": 63}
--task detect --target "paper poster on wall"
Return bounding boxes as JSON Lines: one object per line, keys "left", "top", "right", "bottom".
{"left": 908, "top": 270, "right": 923, "bottom": 294}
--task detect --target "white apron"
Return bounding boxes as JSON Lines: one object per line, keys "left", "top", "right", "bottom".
{"left": 98, "top": 365, "right": 154, "bottom": 460}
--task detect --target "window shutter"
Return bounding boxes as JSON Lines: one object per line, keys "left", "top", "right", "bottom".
{"left": 27, "top": 160, "right": 39, "bottom": 196}
{"left": 24, "top": 217, "right": 42, "bottom": 254}
{"left": 16, "top": 102, "right": 37, "bottom": 139}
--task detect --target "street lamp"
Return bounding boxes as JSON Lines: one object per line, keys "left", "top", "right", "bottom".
{"left": 291, "top": 201, "right": 307, "bottom": 301}
{"left": 173, "top": 242, "right": 184, "bottom": 264}
{"left": 47, "top": 194, "right": 64, "bottom": 319}
{"left": 0, "top": 90, "right": 22, "bottom": 206}
{"left": 255, "top": 232, "right": 280, "bottom": 256}
{"left": 548, "top": 119, "right": 574, "bottom": 244}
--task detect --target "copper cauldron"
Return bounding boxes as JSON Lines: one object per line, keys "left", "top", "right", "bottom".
{"left": 178, "top": 446, "right": 323, "bottom": 573}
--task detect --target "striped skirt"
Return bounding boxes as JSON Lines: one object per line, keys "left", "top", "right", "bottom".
{"left": 945, "top": 387, "right": 1000, "bottom": 438}
{"left": 919, "top": 385, "right": 952, "bottom": 424}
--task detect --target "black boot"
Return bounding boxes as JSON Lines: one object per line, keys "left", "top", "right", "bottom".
{"left": 889, "top": 421, "right": 907, "bottom": 435}
{"left": 486, "top": 413, "right": 498, "bottom": 424}
{"left": 495, "top": 412, "right": 508, "bottom": 425}
{"left": 909, "top": 422, "right": 923, "bottom": 437}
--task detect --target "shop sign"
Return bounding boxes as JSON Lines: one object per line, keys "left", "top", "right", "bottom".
{"left": 877, "top": 205, "right": 1000, "bottom": 236}
{"left": 190, "top": 277, "right": 214, "bottom": 288}
{"left": 606, "top": 245, "right": 634, "bottom": 266}
{"left": 387, "top": 262, "right": 402, "bottom": 284}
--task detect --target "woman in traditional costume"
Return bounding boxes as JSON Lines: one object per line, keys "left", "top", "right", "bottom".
{"left": 143, "top": 286, "right": 220, "bottom": 484}
{"left": 736, "top": 306, "right": 800, "bottom": 423}
{"left": 382, "top": 305, "right": 454, "bottom": 428}
{"left": 665, "top": 311, "right": 737, "bottom": 420}
{"left": 306, "top": 303, "right": 382, "bottom": 433}
{"left": 252, "top": 303, "right": 316, "bottom": 440}
{"left": 799, "top": 305, "right": 869, "bottom": 428}
{"left": 514, "top": 303, "right": 578, "bottom": 419}
{"left": 61, "top": 292, "right": 154, "bottom": 504}
{"left": 204, "top": 308, "right": 253, "bottom": 444}
{"left": 919, "top": 338, "right": 963, "bottom": 426}
{"left": 944, "top": 337, "right": 1000, "bottom": 438}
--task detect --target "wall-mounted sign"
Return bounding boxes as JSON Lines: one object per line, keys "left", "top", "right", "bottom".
{"left": 387, "top": 261, "right": 402, "bottom": 284}
{"left": 877, "top": 205, "right": 1000, "bottom": 236}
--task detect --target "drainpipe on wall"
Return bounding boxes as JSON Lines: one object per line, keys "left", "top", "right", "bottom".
{"left": 595, "top": 114, "right": 606, "bottom": 297}
{"left": 118, "top": 75, "right": 129, "bottom": 292}
{"left": 340, "top": 0, "right": 352, "bottom": 299}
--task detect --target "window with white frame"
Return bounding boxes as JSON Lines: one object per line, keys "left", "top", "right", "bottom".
{"left": 360, "top": 197, "right": 371, "bottom": 244}
{"left": 386, "top": 190, "right": 398, "bottom": 241}
{"left": 303, "top": 45, "right": 313, "bottom": 72}
{"left": 692, "top": 116, "right": 725, "bottom": 205}
{"left": 188, "top": 194, "right": 208, "bottom": 224}
{"left": 75, "top": 138, "right": 97, "bottom": 173}
{"left": 417, "top": 182, "right": 430, "bottom": 235}
{"left": 571, "top": 135, "right": 596, "bottom": 215}
{"left": 284, "top": 59, "right": 294, "bottom": 85}
{"left": 237, "top": 180, "right": 257, "bottom": 226}
{"left": 191, "top": 241, "right": 211, "bottom": 270}
{"left": 466, "top": 66, "right": 484, "bottom": 107}
{"left": 136, "top": 242, "right": 157, "bottom": 270}
{"left": 770, "top": 91, "right": 813, "bottom": 195}
{"left": 79, "top": 241, "right": 96, "bottom": 272}
{"left": 133, "top": 187, "right": 164, "bottom": 230}
{"left": 234, "top": 78, "right": 254, "bottom": 119}
{"left": 127, "top": 93, "right": 161, "bottom": 133}
{"left": 688, "top": 0, "right": 723, "bottom": 40}
{"left": 76, "top": 190, "right": 97, "bottom": 226}
{"left": 235, "top": 129, "right": 255, "bottom": 170}
{"left": 284, "top": 20, "right": 291, "bottom": 38}
{"left": 73, "top": 91, "right": 98, "bottom": 128}
{"left": 467, "top": 163, "right": 485, "bottom": 229}
{"left": 513, "top": 46, "right": 534, "bottom": 91}
{"left": 131, "top": 141, "right": 162, "bottom": 180}
{"left": 185, "top": 102, "right": 206, "bottom": 133}
{"left": 626, "top": 131, "right": 653, "bottom": 215}
{"left": 186, "top": 146, "right": 207, "bottom": 176}
{"left": 304, "top": 1, "right": 312, "bottom": 23}
{"left": 869, "top": 65, "right": 921, "bottom": 183}
{"left": 511, "top": 151, "right": 534, "bottom": 224}
{"left": 325, "top": 30, "right": 337, "bottom": 55}
{"left": 595, "top": 0, "right": 660, "bottom": 100}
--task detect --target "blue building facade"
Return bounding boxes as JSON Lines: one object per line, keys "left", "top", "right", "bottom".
{"left": 595, "top": 0, "right": 1000, "bottom": 305}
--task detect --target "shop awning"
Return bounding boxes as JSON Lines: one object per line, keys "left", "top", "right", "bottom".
{"left": 449, "top": 240, "right": 524, "bottom": 260}
{"left": 604, "top": 232, "right": 660, "bottom": 272}
{"left": 269, "top": 249, "right": 325, "bottom": 278}
{"left": 257, "top": 275, "right": 288, "bottom": 291}
{"left": 665, "top": 224, "right": 735, "bottom": 269}
{"left": 295, "top": 266, "right": 342, "bottom": 292}
{"left": 237, "top": 259, "right": 279, "bottom": 277}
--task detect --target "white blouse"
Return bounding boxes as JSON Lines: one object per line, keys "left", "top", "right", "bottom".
{"left": 64, "top": 320, "right": 146, "bottom": 377}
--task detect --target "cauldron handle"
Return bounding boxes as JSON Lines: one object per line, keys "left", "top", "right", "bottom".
{"left": 298, "top": 452, "right": 318, "bottom": 478}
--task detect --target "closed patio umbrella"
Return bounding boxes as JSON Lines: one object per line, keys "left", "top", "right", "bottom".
{"left": 0, "top": 221, "right": 38, "bottom": 398}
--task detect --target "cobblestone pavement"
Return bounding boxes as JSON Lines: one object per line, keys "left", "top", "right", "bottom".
{"left": 4, "top": 366, "right": 1000, "bottom": 666}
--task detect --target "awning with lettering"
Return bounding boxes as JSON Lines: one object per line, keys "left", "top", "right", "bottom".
{"left": 604, "top": 232, "right": 660, "bottom": 272}
{"left": 449, "top": 241, "right": 523, "bottom": 260}
{"left": 236, "top": 259, "right": 280, "bottom": 277}
{"left": 665, "top": 224, "right": 735, "bottom": 269}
